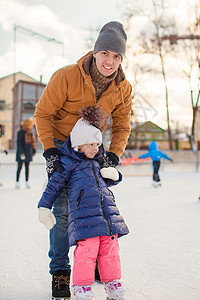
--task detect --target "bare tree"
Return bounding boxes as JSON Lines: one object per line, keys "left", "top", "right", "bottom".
{"left": 170, "top": 1, "right": 200, "bottom": 150}
{"left": 123, "top": 0, "right": 178, "bottom": 149}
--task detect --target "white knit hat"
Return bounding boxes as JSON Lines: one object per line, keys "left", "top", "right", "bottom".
{"left": 70, "top": 118, "right": 102, "bottom": 149}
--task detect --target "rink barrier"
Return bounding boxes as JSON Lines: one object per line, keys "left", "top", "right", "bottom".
{"left": 1, "top": 150, "right": 200, "bottom": 173}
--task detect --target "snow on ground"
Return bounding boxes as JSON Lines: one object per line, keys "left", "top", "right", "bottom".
{"left": 0, "top": 160, "right": 200, "bottom": 300}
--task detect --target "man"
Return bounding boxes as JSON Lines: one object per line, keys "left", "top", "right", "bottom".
{"left": 34, "top": 21, "right": 132, "bottom": 299}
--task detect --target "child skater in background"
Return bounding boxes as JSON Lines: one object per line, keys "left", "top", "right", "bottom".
{"left": 38, "top": 106, "right": 129, "bottom": 300}
{"left": 138, "top": 141, "right": 173, "bottom": 187}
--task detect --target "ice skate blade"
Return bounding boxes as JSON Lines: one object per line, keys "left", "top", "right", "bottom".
{"left": 106, "top": 293, "right": 126, "bottom": 300}
{"left": 106, "top": 296, "right": 126, "bottom": 300}
{"left": 152, "top": 182, "right": 161, "bottom": 188}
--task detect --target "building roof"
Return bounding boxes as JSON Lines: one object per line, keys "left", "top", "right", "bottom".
{"left": 132, "top": 121, "right": 165, "bottom": 133}
{"left": 0, "top": 71, "right": 39, "bottom": 82}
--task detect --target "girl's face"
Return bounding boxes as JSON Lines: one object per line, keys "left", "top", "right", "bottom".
{"left": 78, "top": 143, "right": 100, "bottom": 158}
{"left": 93, "top": 50, "right": 122, "bottom": 77}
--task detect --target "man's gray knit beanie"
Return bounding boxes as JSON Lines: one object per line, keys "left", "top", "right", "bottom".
{"left": 93, "top": 21, "right": 127, "bottom": 59}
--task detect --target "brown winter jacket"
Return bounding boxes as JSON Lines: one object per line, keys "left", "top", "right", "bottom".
{"left": 34, "top": 51, "right": 132, "bottom": 158}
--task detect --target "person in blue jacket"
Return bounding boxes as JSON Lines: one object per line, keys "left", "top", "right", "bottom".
{"left": 38, "top": 106, "right": 129, "bottom": 300}
{"left": 138, "top": 141, "right": 173, "bottom": 186}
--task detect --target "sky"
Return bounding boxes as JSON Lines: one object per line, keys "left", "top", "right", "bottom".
{"left": 0, "top": 0, "right": 124, "bottom": 82}
{"left": 0, "top": 0, "right": 198, "bottom": 131}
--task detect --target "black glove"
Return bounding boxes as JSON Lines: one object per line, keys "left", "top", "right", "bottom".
{"left": 43, "top": 148, "right": 64, "bottom": 178}
{"left": 97, "top": 151, "right": 119, "bottom": 168}
{"left": 4, "top": 150, "right": 8, "bottom": 155}
{"left": 106, "top": 151, "right": 119, "bottom": 167}
{"left": 169, "top": 158, "right": 173, "bottom": 162}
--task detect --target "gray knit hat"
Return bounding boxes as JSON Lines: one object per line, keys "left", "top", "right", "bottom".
{"left": 93, "top": 21, "right": 127, "bottom": 59}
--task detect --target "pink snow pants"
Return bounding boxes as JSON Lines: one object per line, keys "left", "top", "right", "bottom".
{"left": 73, "top": 235, "right": 121, "bottom": 285}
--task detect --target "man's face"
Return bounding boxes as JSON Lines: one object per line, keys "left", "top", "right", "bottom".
{"left": 93, "top": 50, "right": 122, "bottom": 77}
{"left": 78, "top": 143, "right": 100, "bottom": 158}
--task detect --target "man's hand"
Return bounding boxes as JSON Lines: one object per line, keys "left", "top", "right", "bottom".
{"left": 43, "top": 148, "right": 64, "bottom": 178}
{"left": 38, "top": 207, "right": 56, "bottom": 230}
{"left": 106, "top": 151, "right": 119, "bottom": 167}
{"left": 98, "top": 151, "right": 119, "bottom": 169}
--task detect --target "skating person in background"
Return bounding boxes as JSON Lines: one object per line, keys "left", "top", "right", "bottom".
{"left": 15, "top": 118, "right": 36, "bottom": 189}
{"left": 138, "top": 141, "right": 173, "bottom": 187}
{"left": 34, "top": 21, "right": 132, "bottom": 299}
{"left": 38, "top": 106, "right": 129, "bottom": 300}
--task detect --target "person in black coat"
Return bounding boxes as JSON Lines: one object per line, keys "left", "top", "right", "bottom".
{"left": 15, "top": 118, "right": 36, "bottom": 189}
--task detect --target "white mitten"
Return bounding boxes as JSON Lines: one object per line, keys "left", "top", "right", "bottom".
{"left": 38, "top": 207, "right": 56, "bottom": 230}
{"left": 20, "top": 153, "right": 26, "bottom": 160}
{"left": 100, "top": 167, "right": 119, "bottom": 181}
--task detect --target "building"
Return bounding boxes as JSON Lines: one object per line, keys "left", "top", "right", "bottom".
{"left": 127, "top": 121, "right": 168, "bottom": 150}
{"left": 12, "top": 79, "right": 46, "bottom": 149}
{"left": 0, "top": 72, "right": 46, "bottom": 149}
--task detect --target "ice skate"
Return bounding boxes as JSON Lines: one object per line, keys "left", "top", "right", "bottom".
{"left": 152, "top": 180, "right": 161, "bottom": 188}
{"left": 73, "top": 285, "right": 93, "bottom": 299}
{"left": 25, "top": 181, "right": 31, "bottom": 189}
{"left": 104, "top": 279, "right": 125, "bottom": 300}
{"left": 15, "top": 182, "right": 20, "bottom": 189}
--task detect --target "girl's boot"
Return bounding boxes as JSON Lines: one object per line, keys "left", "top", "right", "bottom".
{"left": 104, "top": 279, "right": 125, "bottom": 300}
{"left": 73, "top": 285, "right": 93, "bottom": 299}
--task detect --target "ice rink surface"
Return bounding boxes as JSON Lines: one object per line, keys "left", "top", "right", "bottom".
{"left": 0, "top": 161, "right": 200, "bottom": 300}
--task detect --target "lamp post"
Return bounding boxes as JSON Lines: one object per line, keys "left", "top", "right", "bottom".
{"left": 13, "top": 24, "right": 64, "bottom": 86}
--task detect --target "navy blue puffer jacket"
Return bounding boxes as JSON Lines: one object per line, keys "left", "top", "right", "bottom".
{"left": 38, "top": 139, "right": 129, "bottom": 246}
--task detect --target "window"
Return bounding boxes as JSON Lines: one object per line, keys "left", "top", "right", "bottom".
{"left": 22, "top": 100, "right": 36, "bottom": 111}
{"left": 22, "top": 113, "right": 34, "bottom": 121}
{"left": 23, "top": 84, "right": 36, "bottom": 99}
{"left": 0, "top": 100, "right": 6, "bottom": 111}
{"left": 38, "top": 86, "right": 45, "bottom": 99}
{"left": 0, "top": 124, "right": 5, "bottom": 136}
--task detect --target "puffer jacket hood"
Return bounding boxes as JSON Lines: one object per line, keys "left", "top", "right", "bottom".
{"left": 148, "top": 141, "right": 157, "bottom": 151}
{"left": 38, "top": 138, "right": 129, "bottom": 246}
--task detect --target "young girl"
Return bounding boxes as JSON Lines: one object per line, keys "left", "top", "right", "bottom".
{"left": 38, "top": 106, "right": 129, "bottom": 300}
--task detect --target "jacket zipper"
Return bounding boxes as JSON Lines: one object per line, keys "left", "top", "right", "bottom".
{"left": 91, "top": 160, "right": 113, "bottom": 237}
{"left": 77, "top": 189, "right": 84, "bottom": 209}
